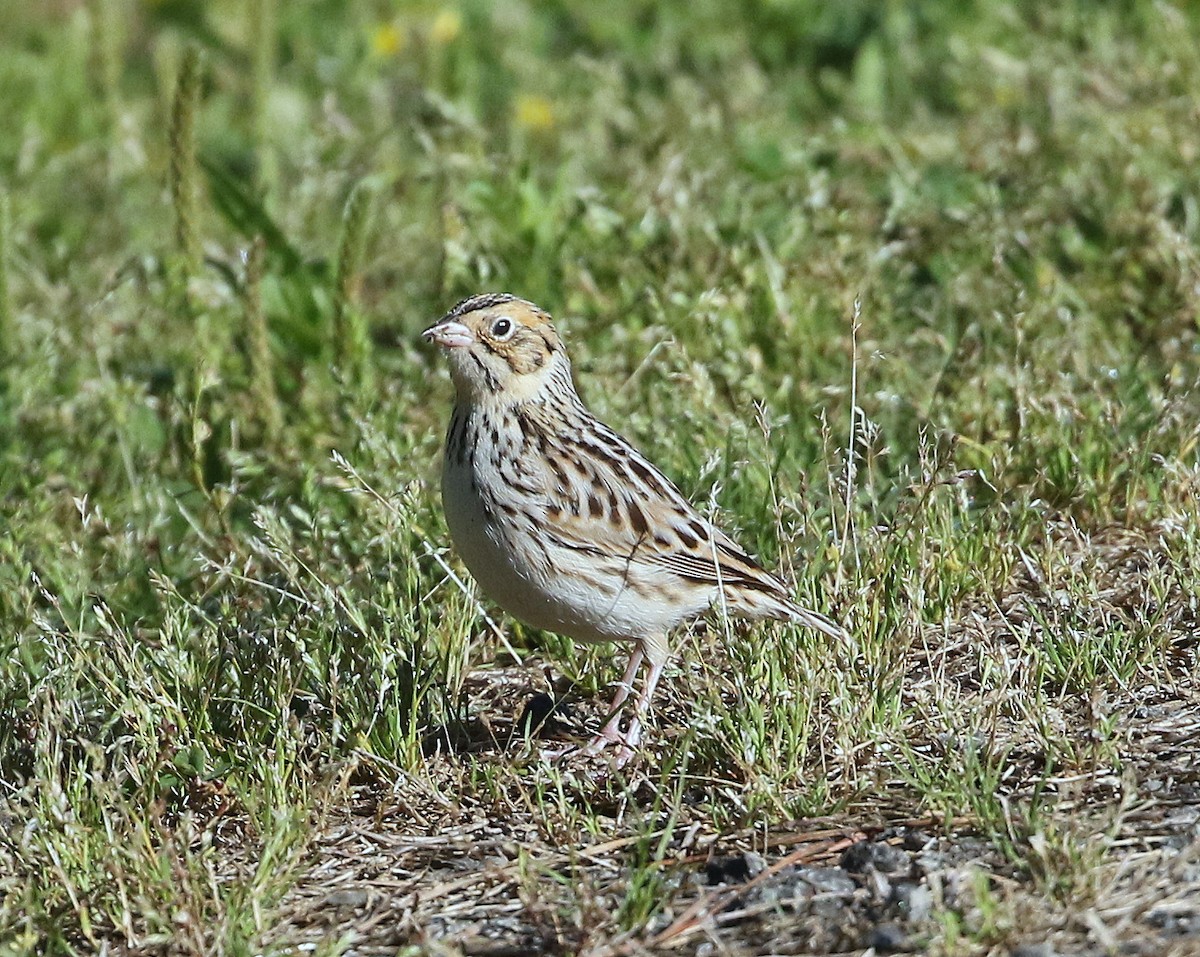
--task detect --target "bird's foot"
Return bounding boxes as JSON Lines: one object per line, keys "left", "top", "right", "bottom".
{"left": 542, "top": 722, "right": 639, "bottom": 769}
{"left": 582, "top": 717, "right": 642, "bottom": 767}
{"left": 581, "top": 735, "right": 637, "bottom": 769}
{"left": 580, "top": 723, "right": 624, "bottom": 754}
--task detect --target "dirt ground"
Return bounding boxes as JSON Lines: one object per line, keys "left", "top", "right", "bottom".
{"left": 262, "top": 677, "right": 1199, "bottom": 955}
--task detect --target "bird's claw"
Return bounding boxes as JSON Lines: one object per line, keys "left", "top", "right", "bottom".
{"left": 541, "top": 725, "right": 639, "bottom": 769}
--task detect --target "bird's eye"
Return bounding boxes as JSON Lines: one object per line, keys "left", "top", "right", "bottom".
{"left": 490, "top": 316, "right": 514, "bottom": 339}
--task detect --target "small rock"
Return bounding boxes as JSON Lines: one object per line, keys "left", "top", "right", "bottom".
{"left": 865, "top": 866, "right": 892, "bottom": 901}
{"left": 753, "top": 869, "right": 813, "bottom": 906}
{"left": 811, "top": 895, "right": 850, "bottom": 919}
{"left": 842, "top": 840, "right": 911, "bottom": 876}
{"left": 801, "top": 866, "right": 857, "bottom": 895}
{"left": 705, "top": 851, "right": 765, "bottom": 884}
{"left": 325, "top": 888, "right": 369, "bottom": 907}
{"left": 902, "top": 829, "right": 933, "bottom": 851}
{"left": 891, "top": 882, "right": 934, "bottom": 924}
{"left": 1147, "top": 907, "right": 1200, "bottom": 936}
{"left": 867, "top": 922, "right": 908, "bottom": 952}
{"left": 1011, "top": 944, "right": 1058, "bottom": 957}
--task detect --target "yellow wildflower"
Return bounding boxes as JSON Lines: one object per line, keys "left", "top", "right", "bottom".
{"left": 370, "top": 22, "right": 407, "bottom": 57}
{"left": 1036, "top": 259, "right": 1056, "bottom": 291}
{"left": 514, "top": 94, "right": 555, "bottom": 133}
{"left": 430, "top": 10, "right": 463, "bottom": 45}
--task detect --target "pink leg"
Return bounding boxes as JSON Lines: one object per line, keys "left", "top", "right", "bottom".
{"left": 619, "top": 656, "right": 666, "bottom": 755}
{"left": 581, "top": 645, "right": 644, "bottom": 754}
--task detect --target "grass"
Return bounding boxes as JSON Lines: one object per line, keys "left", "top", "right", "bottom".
{"left": 1, "top": 0, "right": 1198, "bottom": 953}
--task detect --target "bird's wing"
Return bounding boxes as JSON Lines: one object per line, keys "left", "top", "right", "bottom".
{"left": 521, "top": 412, "right": 841, "bottom": 635}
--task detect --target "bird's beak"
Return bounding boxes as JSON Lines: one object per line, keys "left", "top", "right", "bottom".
{"left": 422, "top": 320, "right": 474, "bottom": 349}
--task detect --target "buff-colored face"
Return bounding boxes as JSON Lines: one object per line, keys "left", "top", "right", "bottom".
{"left": 423, "top": 294, "right": 566, "bottom": 402}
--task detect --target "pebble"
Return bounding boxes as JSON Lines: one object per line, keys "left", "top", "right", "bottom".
{"left": 704, "top": 851, "right": 766, "bottom": 885}
{"left": 1147, "top": 908, "right": 1200, "bottom": 936}
{"left": 1011, "top": 945, "right": 1058, "bottom": 957}
{"left": 841, "top": 840, "right": 912, "bottom": 876}
{"left": 811, "top": 895, "right": 850, "bottom": 919}
{"left": 891, "top": 882, "right": 934, "bottom": 924}
{"left": 325, "top": 888, "right": 369, "bottom": 907}
{"left": 867, "top": 922, "right": 908, "bottom": 952}
{"left": 870, "top": 868, "right": 894, "bottom": 902}
{"left": 902, "top": 829, "right": 933, "bottom": 851}
{"left": 801, "top": 866, "right": 857, "bottom": 895}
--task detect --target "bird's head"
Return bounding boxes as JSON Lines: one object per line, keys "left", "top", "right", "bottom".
{"left": 423, "top": 293, "right": 569, "bottom": 405}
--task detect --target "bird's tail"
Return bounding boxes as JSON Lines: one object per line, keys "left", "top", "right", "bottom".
{"left": 730, "top": 586, "right": 848, "bottom": 641}
{"left": 787, "top": 602, "right": 849, "bottom": 642}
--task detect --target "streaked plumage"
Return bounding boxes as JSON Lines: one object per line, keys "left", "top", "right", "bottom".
{"left": 424, "top": 293, "right": 844, "bottom": 764}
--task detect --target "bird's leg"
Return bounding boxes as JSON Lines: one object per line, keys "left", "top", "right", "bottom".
{"left": 582, "top": 644, "right": 644, "bottom": 754}
{"left": 619, "top": 654, "right": 666, "bottom": 753}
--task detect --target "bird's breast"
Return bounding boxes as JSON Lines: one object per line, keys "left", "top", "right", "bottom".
{"left": 440, "top": 406, "right": 687, "bottom": 643}
{"left": 440, "top": 409, "right": 597, "bottom": 637}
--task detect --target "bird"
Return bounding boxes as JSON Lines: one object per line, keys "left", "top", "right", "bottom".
{"left": 423, "top": 293, "right": 844, "bottom": 765}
